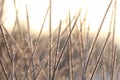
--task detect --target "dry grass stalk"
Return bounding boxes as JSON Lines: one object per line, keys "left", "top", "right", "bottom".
{"left": 23, "top": 6, "right": 50, "bottom": 80}
{"left": 68, "top": 10, "right": 74, "bottom": 80}
{"left": 0, "top": 58, "right": 9, "bottom": 80}
{"left": 0, "top": 0, "right": 4, "bottom": 19}
{"left": 26, "top": 4, "right": 33, "bottom": 51}
{"left": 80, "top": 9, "right": 88, "bottom": 80}
{"left": 84, "top": 0, "right": 113, "bottom": 79}
{"left": 90, "top": 31, "right": 111, "bottom": 80}
{"left": 11, "top": 45, "right": 16, "bottom": 80}
{"left": 0, "top": 25, "right": 18, "bottom": 80}
{"left": 13, "top": 0, "right": 24, "bottom": 44}
{"left": 51, "top": 10, "right": 81, "bottom": 80}
{"left": 25, "top": 4, "right": 36, "bottom": 80}
{"left": 49, "top": 15, "right": 75, "bottom": 57}
{"left": 54, "top": 20, "right": 61, "bottom": 70}
{"left": 48, "top": 0, "right": 52, "bottom": 79}
{"left": 111, "top": 0, "right": 117, "bottom": 80}
{"left": 1, "top": 24, "right": 24, "bottom": 57}
{"left": 0, "top": 0, "right": 120, "bottom": 80}
{"left": 0, "top": 24, "right": 11, "bottom": 62}
{"left": 101, "top": 65, "right": 106, "bottom": 80}
{"left": 116, "top": 65, "right": 120, "bottom": 80}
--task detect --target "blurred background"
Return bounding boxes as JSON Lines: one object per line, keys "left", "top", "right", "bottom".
{"left": 0, "top": 0, "right": 120, "bottom": 80}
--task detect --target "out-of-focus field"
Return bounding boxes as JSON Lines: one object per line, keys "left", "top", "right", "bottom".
{"left": 0, "top": 0, "right": 120, "bottom": 80}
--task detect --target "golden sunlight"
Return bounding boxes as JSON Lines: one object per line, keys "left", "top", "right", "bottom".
{"left": 1, "top": 0, "right": 120, "bottom": 39}
{"left": 2, "top": 0, "right": 93, "bottom": 32}
{"left": 1, "top": 1, "right": 120, "bottom": 79}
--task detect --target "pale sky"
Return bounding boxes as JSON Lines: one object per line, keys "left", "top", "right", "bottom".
{"left": 1, "top": 0, "right": 120, "bottom": 43}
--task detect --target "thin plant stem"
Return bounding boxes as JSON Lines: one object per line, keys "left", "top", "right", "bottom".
{"left": 26, "top": 4, "right": 36, "bottom": 80}
{"left": 0, "top": 0, "right": 4, "bottom": 19}
{"left": 1, "top": 24, "right": 24, "bottom": 56}
{"left": 0, "top": 24, "right": 19, "bottom": 80}
{"left": 68, "top": 10, "right": 74, "bottom": 80}
{"left": 13, "top": 0, "right": 24, "bottom": 44}
{"left": 51, "top": 10, "right": 81, "bottom": 80}
{"left": 101, "top": 65, "right": 106, "bottom": 80}
{"left": 84, "top": 0, "right": 113, "bottom": 79}
{"left": 48, "top": 0, "right": 52, "bottom": 79}
{"left": 113, "top": 46, "right": 117, "bottom": 80}
{"left": 36, "top": 16, "right": 75, "bottom": 79}
{"left": 0, "top": 24, "right": 12, "bottom": 62}
{"left": 11, "top": 45, "right": 16, "bottom": 80}
{"left": 23, "top": 6, "right": 50, "bottom": 80}
{"left": 111, "top": 0, "right": 116, "bottom": 80}
{"left": 80, "top": 9, "right": 88, "bottom": 80}
{"left": 35, "top": 17, "right": 74, "bottom": 79}
{"left": 31, "top": 59, "right": 36, "bottom": 80}
{"left": 80, "top": 16, "right": 85, "bottom": 80}
{"left": 26, "top": 4, "right": 33, "bottom": 51}
{"left": 52, "top": 15, "right": 75, "bottom": 37}
{"left": 116, "top": 65, "right": 120, "bottom": 80}
{"left": 0, "top": 25, "right": 18, "bottom": 80}
{"left": 54, "top": 20, "right": 61, "bottom": 69}
{"left": 50, "top": 15, "right": 76, "bottom": 56}
{"left": 90, "top": 32, "right": 111, "bottom": 80}
{"left": 0, "top": 58, "right": 9, "bottom": 80}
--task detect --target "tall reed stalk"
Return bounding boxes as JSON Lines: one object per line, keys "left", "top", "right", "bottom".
{"left": 11, "top": 45, "right": 16, "bottom": 80}
{"left": 0, "top": 24, "right": 11, "bottom": 62}
{"left": 80, "top": 10, "right": 88, "bottom": 80}
{"left": 0, "top": 24, "right": 17, "bottom": 80}
{"left": 0, "top": 58, "right": 9, "bottom": 80}
{"left": 23, "top": 6, "right": 50, "bottom": 80}
{"left": 48, "top": 0, "right": 52, "bottom": 80}
{"left": 54, "top": 21, "right": 61, "bottom": 70}
{"left": 101, "top": 65, "right": 106, "bottom": 80}
{"left": 90, "top": 31, "right": 111, "bottom": 80}
{"left": 110, "top": 0, "right": 117, "bottom": 80}
{"left": 51, "top": 10, "right": 81, "bottom": 80}
{"left": 68, "top": 10, "right": 74, "bottom": 80}
{"left": 1, "top": 0, "right": 120, "bottom": 80}
{"left": 84, "top": 0, "right": 113, "bottom": 79}
{"left": 13, "top": 0, "right": 24, "bottom": 44}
